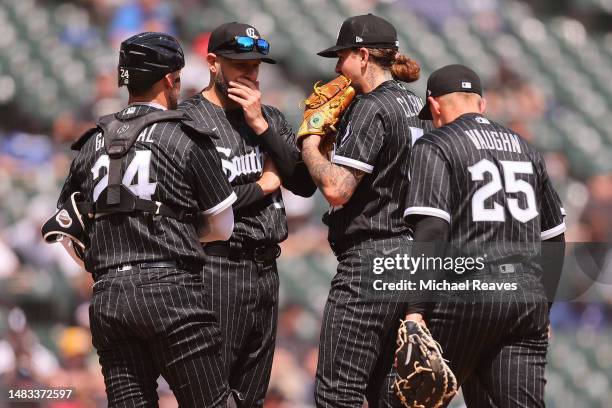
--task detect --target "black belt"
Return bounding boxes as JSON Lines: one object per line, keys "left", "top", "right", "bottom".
{"left": 204, "top": 242, "right": 281, "bottom": 263}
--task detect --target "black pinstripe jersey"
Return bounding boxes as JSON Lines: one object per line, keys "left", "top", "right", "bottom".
{"left": 404, "top": 113, "right": 566, "bottom": 263}
{"left": 58, "top": 104, "right": 236, "bottom": 272}
{"left": 179, "top": 94, "right": 296, "bottom": 247}
{"left": 324, "top": 80, "right": 432, "bottom": 247}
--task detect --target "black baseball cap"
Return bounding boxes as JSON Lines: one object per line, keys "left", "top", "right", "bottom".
{"left": 418, "top": 64, "right": 483, "bottom": 120}
{"left": 208, "top": 22, "right": 276, "bottom": 64}
{"left": 318, "top": 14, "right": 399, "bottom": 58}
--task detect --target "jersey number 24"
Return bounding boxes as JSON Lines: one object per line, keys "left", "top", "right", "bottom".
{"left": 91, "top": 150, "right": 157, "bottom": 202}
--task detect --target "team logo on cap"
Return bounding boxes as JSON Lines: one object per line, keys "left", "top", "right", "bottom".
{"left": 246, "top": 27, "right": 258, "bottom": 39}
{"left": 56, "top": 209, "right": 73, "bottom": 228}
{"left": 462, "top": 82, "right": 472, "bottom": 89}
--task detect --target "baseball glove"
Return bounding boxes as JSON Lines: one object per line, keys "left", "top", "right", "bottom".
{"left": 297, "top": 75, "right": 355, "bottom": 151}
{"left": 394, "top": 319, "right": 457, "bottom": 408}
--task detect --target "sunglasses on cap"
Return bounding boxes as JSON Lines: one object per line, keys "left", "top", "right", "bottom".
{"left": 225, "top": 36, "right": 270, "bottom": 55}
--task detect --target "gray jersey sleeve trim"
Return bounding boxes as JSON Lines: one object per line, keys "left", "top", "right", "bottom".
{"left": 331, "top": 155, "right": 374, "bottom": 173}
{"left": 403, "top": 206, "right": 451, "bottom": 223}
{"left": 541, "top": 222, "right": 566, "bottom": 240}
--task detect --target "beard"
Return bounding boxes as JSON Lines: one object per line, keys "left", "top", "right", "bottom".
{"left": 214, "top": 70, "right": 230, "bottom": 99}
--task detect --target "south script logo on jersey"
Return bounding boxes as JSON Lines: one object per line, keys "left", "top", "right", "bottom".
{"left": 217, "top": 145, "right": 264, "bottom": 182}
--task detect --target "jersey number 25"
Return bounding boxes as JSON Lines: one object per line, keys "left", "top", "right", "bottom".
{"left": 468, "top": 159, "right": 538, "bottom": 223}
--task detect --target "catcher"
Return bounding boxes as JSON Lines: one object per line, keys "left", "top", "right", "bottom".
{"left": 299, "top": 14, "right": 433, "bottom": 408}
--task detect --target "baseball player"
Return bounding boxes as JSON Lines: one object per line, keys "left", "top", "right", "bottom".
{"left": 179, "top": 22, "right": 316, "bottom": 407}
{"left": 402, "top": 64, "right": 566, "bottom": 407}
{"left": 41, "top": 32, "right": 239, "bottom": 407}
{"left": 299, "top": 14, "right": 432, "bottom": 408}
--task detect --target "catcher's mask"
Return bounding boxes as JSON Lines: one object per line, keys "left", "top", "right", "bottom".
{"left": 118, "top": 32, "right": 185, "bottom": 88}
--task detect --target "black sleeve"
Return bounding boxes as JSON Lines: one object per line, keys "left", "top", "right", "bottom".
{"left": 405, "top": 216, "right": 451, "bottom": 315}
{"left": 541, "top": 233, "right": 566, "bottom": 310}
{"left": 539, "top": 157, "right": 566, "bottom": 240}
{"left": 258, "top": 125, "right": 296, "bottom": 181}
{"left": 282, "top": 162, "right": 317, "bottom": 197}
{"left": 412, "top": 215, "right": 450, "bottom": 242}
{"left": 261, "top": 106, "right": 316, "bottom": 197}
{"left": 232, "top": 183, "right": 264, "bottom": 210}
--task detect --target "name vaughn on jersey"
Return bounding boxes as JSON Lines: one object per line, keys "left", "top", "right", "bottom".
{"left": 372, "top": 279, "right": 518, "bottom": 292}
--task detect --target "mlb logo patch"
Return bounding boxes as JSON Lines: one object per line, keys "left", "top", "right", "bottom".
{"left": 462, "top": 82, "right": 472, "bottom": 89}
{"left": 125, "top": 107, "right": 136, "bottom": 115}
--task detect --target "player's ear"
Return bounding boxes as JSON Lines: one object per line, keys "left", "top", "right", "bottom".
{"left": 162, "top": 73, "right": 174, "bottom": 88}
{"left": 479, "top": 97, "right": 486, "bottom": 114}
{"left": 428, "top": 96, "right": 441, "bottom": 117}
{"left": 206, "top": 53, "right": 219, "bottom": 73}
{"left": 358, "top": 47, "right": 369, "bottom": 67}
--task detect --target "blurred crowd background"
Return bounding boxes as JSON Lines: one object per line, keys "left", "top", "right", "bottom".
{"left": 0, "top": 0, "right": 611, "bottom": 407}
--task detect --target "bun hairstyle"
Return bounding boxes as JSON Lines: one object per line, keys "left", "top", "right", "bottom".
{"left": 368, "top": 48, "right": 420, "bottom": 83}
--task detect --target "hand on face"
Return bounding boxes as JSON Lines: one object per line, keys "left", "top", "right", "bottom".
{"left": 227, "top": 77, "right": 268, "bottom": 135}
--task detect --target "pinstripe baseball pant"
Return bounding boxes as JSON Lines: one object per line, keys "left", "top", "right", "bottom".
{"left": 315, "top": 237, "right": 409, "bottom": 408}
{"left": 427, "top": 273, "right": 549, "bottom": 408}
{"left": 202, "top": 255, "right": 279, "bottom": 408}
{"left": 89, "top": 264, "right": 231, "bottom": 408}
